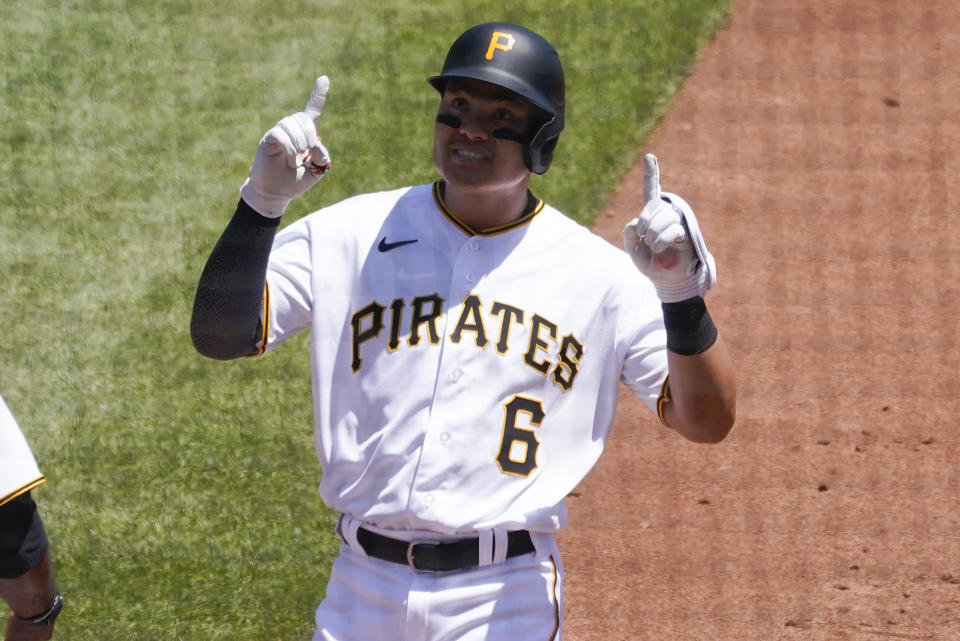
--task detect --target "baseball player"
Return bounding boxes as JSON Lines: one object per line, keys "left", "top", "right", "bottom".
{"left": 191, "top": 22, "right": 735, "bottom": 641}
{"left": 0, "top": 394, "right": 63, "bottom": 641}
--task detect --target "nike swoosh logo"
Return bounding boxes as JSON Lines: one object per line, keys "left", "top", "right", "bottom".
{"left": 378, "top": 237, "right": 418, "bottom": 252}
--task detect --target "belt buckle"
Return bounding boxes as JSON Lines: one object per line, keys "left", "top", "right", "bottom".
{"left": 406, "top": 539, "right": 442, "bottom": 573}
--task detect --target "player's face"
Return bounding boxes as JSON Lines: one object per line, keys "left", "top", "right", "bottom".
{"left": 433, "top": 78, "right": 538, "bottom": 193}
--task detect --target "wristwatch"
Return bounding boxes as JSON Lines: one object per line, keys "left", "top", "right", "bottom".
{"left": 16, "top": 589, "right": 63, "bottom": 626}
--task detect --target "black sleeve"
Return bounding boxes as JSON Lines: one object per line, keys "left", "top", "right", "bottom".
{"left": 0, "top": 492, "right": 48, "bottom": 579}
{"left": 190, "top": 199, "right": 282, "bottom": 360}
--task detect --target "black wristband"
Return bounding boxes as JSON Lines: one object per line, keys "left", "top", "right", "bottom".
{"left": 661, "top": 296, "right": 718, "bottom": 355}
{"left": 16, "top": 589, "right": 63, "bottom": 626}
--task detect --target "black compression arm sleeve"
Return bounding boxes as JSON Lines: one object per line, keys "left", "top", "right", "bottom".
{"left": 190, "top": 199, "right": 282, "bottom": 360}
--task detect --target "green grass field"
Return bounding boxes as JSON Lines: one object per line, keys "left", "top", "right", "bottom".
{"left": 0, "top": 2, "right": 729, "bottom": 638}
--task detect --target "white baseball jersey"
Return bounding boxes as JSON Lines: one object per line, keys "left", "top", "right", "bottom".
{"left": 1, "top": 393, "right": 45, "bottom": 507}
{"left": 263, "top": 182, "right": 668, "bottom": 536}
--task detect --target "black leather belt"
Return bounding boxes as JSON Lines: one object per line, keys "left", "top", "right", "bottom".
{"left": 355, "top": 527, "right": 535, "bottom": 573}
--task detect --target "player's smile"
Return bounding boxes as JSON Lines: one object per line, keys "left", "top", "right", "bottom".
{"left": 452, "top": 147, "right": 489, "bottom": 162}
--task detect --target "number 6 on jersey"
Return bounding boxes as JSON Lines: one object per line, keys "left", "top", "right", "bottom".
{"left": 496, "top": 396, "right": 545, "bottom": 477}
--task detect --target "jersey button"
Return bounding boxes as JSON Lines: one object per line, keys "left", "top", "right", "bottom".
{"left": 439, "top": 432, "right": 450, "bottom": 445}
{"left": 469, "top": 239, "right": 480, "bottom": 251}
{"left": 465, "top": 273, "right": 476, "bottom": 283}
{"left": 452, "top": 369, "right": 462, "bottom": 382}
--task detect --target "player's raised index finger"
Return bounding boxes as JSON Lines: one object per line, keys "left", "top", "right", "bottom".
{"left": 642, "top": 153, "right": 661, "bottom": 204}
{"left": 304, "top": 75, "right": 330, "bottom": 123}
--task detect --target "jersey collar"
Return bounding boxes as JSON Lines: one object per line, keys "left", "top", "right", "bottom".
{"left": 432, "top": 181, "right": 545, "bottom": 236}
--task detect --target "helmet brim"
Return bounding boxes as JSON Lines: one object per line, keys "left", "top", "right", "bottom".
{"left": 428, "top": 68, "right": 562, "bottom": 124}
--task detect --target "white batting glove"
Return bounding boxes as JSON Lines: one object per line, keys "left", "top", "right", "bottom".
{"left": 240, "top": 75, "right": 333, "bottom": 218}
{"left": 622, "top": 154, "right": 717, "bottom": 303}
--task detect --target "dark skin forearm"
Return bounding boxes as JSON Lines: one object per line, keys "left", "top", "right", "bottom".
{"left": 0, "top": 552, "right": 57, "bottom": 641}
{"left": 661, "top": 333, "right": 737, "bottom": 443}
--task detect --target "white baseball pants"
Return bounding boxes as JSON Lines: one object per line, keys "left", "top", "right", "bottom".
{"left": 311, "top": 528, "right": 564, "bottom": 641}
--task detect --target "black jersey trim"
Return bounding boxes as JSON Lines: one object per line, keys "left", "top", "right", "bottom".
{"left": 0, "top": 475, "right": 45, "bottom": 508}
{"left": 547, "top": 555, "right": 561, "bottom": 641}
{"left": 432, "top": 181, "right": 544, "bottom": 237}
{"left": 246, "top": 283, "right": 270, "bottom": 358}
{"left": 656, "top": 376, "right": 672, "bottom": 427}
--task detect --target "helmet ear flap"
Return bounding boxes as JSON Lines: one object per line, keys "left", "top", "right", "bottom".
{"left": 525, "top": 115, "right": 562, "bottom": 175}
{"left": 532, "top": 137, "right": 560, "bottom": 175}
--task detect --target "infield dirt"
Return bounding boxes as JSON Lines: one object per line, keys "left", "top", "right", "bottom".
{"left": 563, "top": 1, "right": 960, "bottom": 639}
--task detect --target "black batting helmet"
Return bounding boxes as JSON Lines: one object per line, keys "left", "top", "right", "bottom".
{"left": 429, "top": 22, "right": 565, "bottom": 175}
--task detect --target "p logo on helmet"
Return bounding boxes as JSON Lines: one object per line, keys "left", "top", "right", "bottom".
{"left": 485, "top": 32, "right": 516, "bottom": 60}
